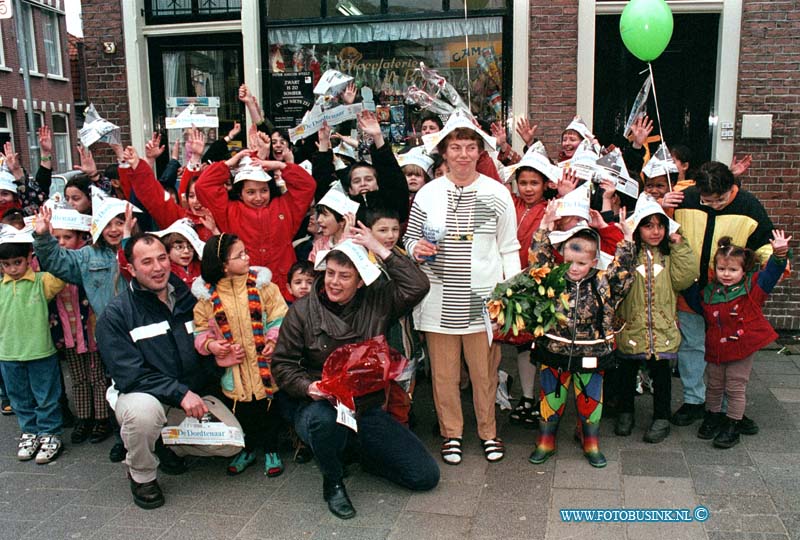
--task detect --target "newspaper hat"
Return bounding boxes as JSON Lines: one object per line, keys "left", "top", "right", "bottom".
{"left": 50, "top": 206, "right": 92, "bottom": 232}
{"left": 421, "top": 108, "right": 496, "bottom": 154}
{"left": 0, "top": 170, "right": 17, "bottom": 193}
{"left": 595, "top": 149, "right": 640, "bottom": 200}
{"left": 333, "top": 142, "right": 358, "bottom": 162}
{"left": 90, "top": 187, "right": 140, "bottom": 243}
{"left": 503, "top": 142, "right": 559, "bottom": 184}
{"left": 563, "top": 116, "right": 594, "bottom": 141}
{"left": 549, "top": 223, "right": 613, "bottom": 270}
{"left": 153, "top": 218, "right": 206, "bottom": 259}
{"left": 555, "top": 182, "right": 591, "bottom": 221}
{"left": 297, "top": 160, "right": 314, "bottom": 176}
{"left": 0, "top": 223, "right": 34, "bottom": 245}
{"left": 558, "top": 143, "right": 600, "bottom": 181}
{"left": 233, "top": 157, "right": 271, "bottom": 184}
{"left": 314, "top": 239, "right": 382, "bottom": 286}
{"left": 317, "top": 187, "right": 360, "bottom": 217}
{"left": 396, "top": 147, "right": 434, "bottom": 176}
{"left": 626, "top": 193, "right": 680, "bottom": 236}
{"left": 642, "top": 146, "right": 679, "bottom": 179}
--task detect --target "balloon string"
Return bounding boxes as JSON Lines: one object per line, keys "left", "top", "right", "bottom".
{"left": 648, "top": 62, "right": 671, "bottom": 191}
{"left": 464, "top": 2, "right": 472, "bottom": 112}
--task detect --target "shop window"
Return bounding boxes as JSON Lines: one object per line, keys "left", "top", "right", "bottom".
{"left": 25, "top": 111, "right": 44, "bottom": 145}
{"left": 326, "top": 0, "right": 381, "bottom": 17}
{"left": 43, "top": 12, "right": 63, "bottom": 77}
{"left": 266, "top": 0, "right": 503, "bottom": 20}
{"left": 0, "top": 110, "right": 13, "bottom": 149}
{"left": 20, "top": 3, "right": 39, "bottom": 73}
{"left": 145, "top": 0, "right": 241, "bottom": 24}
{"left": 266, "top": 17, "right": 504, "bottom": 135}
{"left": 52, "top": 114, "right": 71, "bottom": 172}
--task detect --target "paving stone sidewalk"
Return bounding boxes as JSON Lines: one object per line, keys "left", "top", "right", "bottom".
{"left": 1, "top": 345, "right": 799, "bottom": 540}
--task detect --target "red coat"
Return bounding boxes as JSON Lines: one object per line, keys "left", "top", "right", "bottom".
{"left": 118, "top": 162, "right": 214, "bottom": 241}
{"left": 514, "top": 197, "right": 547, "bottom": 268}
{"left": 195, "top": 161, "right": 316, "bottom": 300}
{"left": 701, "top": 260, "right": 784, "bottom": 364}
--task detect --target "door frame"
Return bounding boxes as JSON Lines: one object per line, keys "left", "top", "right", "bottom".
{"left": 576, "top": 0, "right": 741, "bottom": 164}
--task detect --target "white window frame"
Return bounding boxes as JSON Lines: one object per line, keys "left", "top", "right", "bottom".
{"left": 576, "top": 0, "right": 741, "bottom": 164}
{"left": 20, "top": 3, "right": 40, "bottom": 74}
{"left": 42, "top": 11, "right": 63, "bottom": 77}
{"left": 51, "top": 113, "right": 71, "bottom": 172}
{"left": 0, "top": 22, "right": 6, "bottom": 68}
{"left": 0, "top": 109, "right": 13, "bottom": 149}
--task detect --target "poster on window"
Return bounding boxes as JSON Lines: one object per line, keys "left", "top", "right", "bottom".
{"left": 270, "top": 71, "right": 315, "bottom": 131}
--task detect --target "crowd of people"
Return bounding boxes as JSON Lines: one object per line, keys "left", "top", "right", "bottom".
{"left": 0, "top": 81, "right": 790, "bottom": 520}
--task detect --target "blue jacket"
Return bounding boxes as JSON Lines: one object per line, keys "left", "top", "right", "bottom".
{"left": 96, "top": 274, "right": 218, "bottom": 406}
{"left": 32, "top": 233, "right": 122, "bottom": 316}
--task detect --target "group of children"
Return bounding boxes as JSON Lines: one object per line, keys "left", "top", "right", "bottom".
{"left": 0, "top": 92, "right": 791, "bottom": 477}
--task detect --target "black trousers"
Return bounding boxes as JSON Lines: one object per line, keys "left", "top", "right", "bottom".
{"left": 222, "top": 395, "right": 282, "bottom": 453}
{"left": 618, "top": 356, "right": 672, "bottom": 420}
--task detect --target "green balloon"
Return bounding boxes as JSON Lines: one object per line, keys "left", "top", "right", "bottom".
{"left": 619, "top": 0, "right": 674, "bottom": 62}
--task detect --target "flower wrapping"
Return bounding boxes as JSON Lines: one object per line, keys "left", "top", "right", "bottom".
{"left": 316, "top": 335, "right": 408, "bottom": 411}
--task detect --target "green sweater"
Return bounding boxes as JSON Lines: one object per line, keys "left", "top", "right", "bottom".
{"left": 0, "top": 269, "right": 65, "bottom": 361}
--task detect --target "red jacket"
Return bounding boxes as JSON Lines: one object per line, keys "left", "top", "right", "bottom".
{"left": 195, "top": 161, "right": 316, "bottom": 300}
{"left": 514, "top": 197, "right": 547, "bottom": 268}
{"left": 701, "top": 257, "right": 784, "bottom": 364}
{"left": 118, "top": 161, "right": 214, "bottom": 241}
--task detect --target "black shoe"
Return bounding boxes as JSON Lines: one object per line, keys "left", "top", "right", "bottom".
{"left": 109, "top": 442, "right": 127, "bottom": 463}
{"left": 130, "top": 478, "right": 165, "bottom": 510}
{"left": 61, "top": 406, "right": 76, "bottom": 429}
{"left": 643, "top": 419, "right": 671, "bottom": 443}
{"left": 89, "top": 421, "right": 112, "bottom": 444}
{"left": 323, "top": 479, "right": 356, "bottom": 520}
{"left": 738, "top": 415, "right": 759, "bottom": 435}
{"left": 670, "top": 403, "right": 706, "bottom": 426}
{"left": 71, "top": 419, "right": 93, "bottom": 444}
{"left": 713, "top": 418, "right": 741, "bottom": 449}
{"left": 697, "top": 411, "right": 725, "bottom": 440}
{"left": 155, "top": 439, "right": 187, "bottom": 475}
{"left": 614, "top": 412, "right": 635, "bottom": 436}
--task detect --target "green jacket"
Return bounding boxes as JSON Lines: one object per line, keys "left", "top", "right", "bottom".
{"left": 617, "top": 239, "right": 698, "bottom": 358}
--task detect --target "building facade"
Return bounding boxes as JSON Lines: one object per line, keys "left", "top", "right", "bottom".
{"left": 81, "top": 0, "right": 800, "bottom": 328}
{"left": 0, "top": 0, "right": 75, "bottom": 173}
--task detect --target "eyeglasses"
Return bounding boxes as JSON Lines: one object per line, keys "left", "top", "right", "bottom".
{"left": 171, "top": 243, "right": 193, "bottom": 252}
{"left": 699, "top": 190, "right": 732, "bottom": 208}
{"left": 228, "top": 251, "right": 249, "bottom": 261}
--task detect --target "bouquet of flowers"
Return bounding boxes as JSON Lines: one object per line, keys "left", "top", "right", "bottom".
{"left": 486, "top": 262, "right": 570, "bottom": 345}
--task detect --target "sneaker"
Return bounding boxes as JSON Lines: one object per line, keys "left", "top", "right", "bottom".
{"left": 17, "top": 433, "right": 40, "bottom": 461}
{"left": 264, "top": 452, "right": 284, "bottom": 477}
{"left": 738, "top": 415, "right": 759, "bottom": 435}
{"left": 35, "top": 434, "right": 63, "bottom": 464}
{"left": 670, "top": 403, "right": 706, "bottom": 426}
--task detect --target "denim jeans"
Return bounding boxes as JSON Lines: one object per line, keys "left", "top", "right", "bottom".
{"left": 0, "top": 355, "right": 63, "bottom": 435}
{"left": 677, "top": 311, "right": 706, "bottom": 405}
{"left": 292, "top": 399, "right": 439, "bottom": 491}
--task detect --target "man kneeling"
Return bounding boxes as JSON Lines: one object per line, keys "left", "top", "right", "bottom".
{"left": 97, "top": 234, "right": 241, "bottom": 509}
{"left": 272, "top": 230, "right": 439, "bottom": 520}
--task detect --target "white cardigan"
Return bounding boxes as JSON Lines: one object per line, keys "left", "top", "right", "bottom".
{"left": 404, "top": 174, "right": 521, "bottom": 334}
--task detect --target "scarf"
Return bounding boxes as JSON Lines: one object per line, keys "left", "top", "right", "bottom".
{"left": 207, "top": 270, "right": 278, "bottom": 398}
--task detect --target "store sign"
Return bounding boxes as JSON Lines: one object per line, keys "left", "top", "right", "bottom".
{"left": 447, "top": 41, "right": 502, "bottom": 69}
{"left": 270, "top": 71, "right": 315, "bottom": 130}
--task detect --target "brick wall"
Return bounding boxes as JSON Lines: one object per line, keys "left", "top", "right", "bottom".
{"left": 735, "top": 0, "right": 800, "bottom": 330}
{"left": 80, "top": 0, "right": 129, "bottom": 163}
{"left": 0, "top": 9, "right": 75, "bottom": 171}
{"left": 527, "top": 0, "right": 579, "bottom": 154}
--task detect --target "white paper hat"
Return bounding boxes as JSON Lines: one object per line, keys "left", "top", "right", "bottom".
{"left": 153, "top": 218, "right": 206, "bottom": 259}
{"left": 555, "top": 182, "right": 591, "bottom": 221}
{"left": 626, "top": 193, "right": 680, "bottom": 236}
{"left": 233, "top": 157, "right": 271, "bottom": 184}
{"left": 333, "top": 142, "right": 358, "bottom": 162}
{"left": 90, "top": 187, "right": 141, "bottom": 243}
{"left": 51, "top": 207, "right": 92, "bottom": 232}
{"left": 313, "top": 70, "right": 354, "bottom": 96}
{"left": 0, "top": 170, "right": 17, "bottom": 193}
{"left": 297, "top": 160, "right": 314, "bottom": 176}
{"left": 317, "top": 187, "right": 360, "bottom": 217}
{"left": 642, "top": 146, "right": 679, "bottom": 178}
{"left": 0, "top": 223, "right": 34, "bottom": 245}
{"left": 396, "top": 147, "right": 434, "bottom": 176}
{"left": 558, "top": 144, "right": 600, "bottom": 182}
{"left": 549, "top": 223, "right": 613, "bottom": 270}
{"left": 563, "top": 116, "right": 594, "bottom": 141}
{"left": 314, "top": 238, "right": 382, "bottom": 286}
{"left": 421, "top": 109, "right": 496, "bottom": 154}
{"left": 503, "top": 142, "right": 560, "bottom": 184}
{"left": 595, "top": 149, "right": 640, "bottom": 200}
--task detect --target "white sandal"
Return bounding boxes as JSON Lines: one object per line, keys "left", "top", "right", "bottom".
{"left": 441, "top": 437, "right": 462, "bottom": 465}
{"left": 482, "top": 438, "right": 505, "bottom": 463}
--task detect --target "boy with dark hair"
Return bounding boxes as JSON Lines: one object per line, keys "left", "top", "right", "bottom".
{"left": 0, "top": 225, "right": 66, "bottom": 463}
{"left": 287, "top": 260, "right": 315, "bottom": 301}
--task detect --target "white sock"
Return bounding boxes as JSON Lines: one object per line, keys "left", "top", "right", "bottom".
{"left": 517, "top": 351, "right": 536, "bottom": 400}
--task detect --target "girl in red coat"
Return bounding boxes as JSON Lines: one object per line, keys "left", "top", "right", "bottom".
{"left": 698, "top": 231, "right": 790, "bottom": 449}
{"left": 195, "top": 152, "right": 316, "bottom": 301}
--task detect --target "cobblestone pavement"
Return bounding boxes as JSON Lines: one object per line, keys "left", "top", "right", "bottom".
{"left": 1, "top": 344, "right": 799, "bottom": 540}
